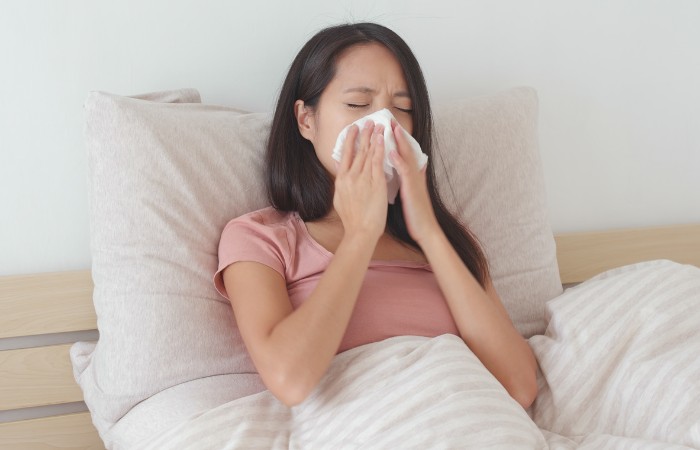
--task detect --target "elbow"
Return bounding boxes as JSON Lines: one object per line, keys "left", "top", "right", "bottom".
{"left": 508, "top": 370, "right": 538, "bottom": 410}
{"left": 512, "top": 381, "right": 537, "bottom": 410}
{"left": 273, "top": 384, "right": 310, "bottom": 408}
{"left": 509, "top": 343, "right": 539, "bottom": 410}
{"left": 263, "top": 363, "right": 316, "bottom": 408}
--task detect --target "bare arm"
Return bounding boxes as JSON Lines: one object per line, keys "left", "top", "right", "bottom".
{"left": 223, "top": 122, "right": 388, "bottom": 406}
{"left": 418, "top": 230, "right": 538, "bottom": 409}
{"left": 388, "top": 119, "right": 538, "bottom": 409}
{"left": 223, "top": 232, "right": 375, "bottom": 406}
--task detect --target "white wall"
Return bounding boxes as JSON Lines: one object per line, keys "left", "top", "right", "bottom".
{"left": 1, "top": 0, "right": 699, "bottom": 276}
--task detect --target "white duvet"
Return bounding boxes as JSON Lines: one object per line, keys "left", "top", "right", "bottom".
{"left": 129, "top": 260, "right": 700, "bottom": 449}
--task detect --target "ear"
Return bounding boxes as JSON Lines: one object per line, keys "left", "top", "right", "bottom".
{"left": 294, "top": 99, "right": 315, "bottom": 141}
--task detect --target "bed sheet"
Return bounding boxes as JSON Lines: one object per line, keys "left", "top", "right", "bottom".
{"left": 106, "top": 260, "right": 700, "bottom": 449}
{"left": 102, "top": 374, "right": 266, "bottom": 450}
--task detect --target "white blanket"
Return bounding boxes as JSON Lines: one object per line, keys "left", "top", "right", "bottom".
{"left": 131, "top": 260, "right": 700, "bottom": 449}
{"left": 135, "top": 334, "right": 545, "bottom": 449}
{"left": 530, "top": 259, "right": 700, "bottom": 448}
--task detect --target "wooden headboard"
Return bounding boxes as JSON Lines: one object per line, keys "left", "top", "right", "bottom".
{"left": 0, "top": 271, "right": 101, "bottom": 450}
{"left": 554, "top": 224, "right": 700, "bottom": 285}
{"left": 1, "top": 223, "right": 699, "bottom": 450}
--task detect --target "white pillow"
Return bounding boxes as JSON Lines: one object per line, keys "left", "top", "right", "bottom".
{"left": 529, "top": 260, "right": 700, "bottom": 447}
{"left": 71, "top": 86, "right": 561, "bottom": 437}
{"left": 71, "top": 89, "right": 270, "bottom": 433}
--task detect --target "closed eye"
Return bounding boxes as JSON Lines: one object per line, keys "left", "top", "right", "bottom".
{"left": 395, "top": 107, "right": 413, "bottom": 113}
{"left": 347, "top": 104, "right": 369, "bottom": 109}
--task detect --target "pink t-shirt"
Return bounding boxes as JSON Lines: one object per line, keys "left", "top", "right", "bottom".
{"left": 214, "top": 206, "right": 459, "bottom": 353}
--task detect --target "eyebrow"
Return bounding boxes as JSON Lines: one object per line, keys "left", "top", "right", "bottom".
{"left": 342, "top": 86, "right": 411, "bottom": 98}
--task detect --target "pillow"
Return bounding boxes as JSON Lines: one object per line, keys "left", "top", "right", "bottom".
{"left": 71, "top": 89, "right": 270, "bottom": 435}
{"left": 432, "top": 87, "right": 562, "bottom": 337}
{"left": 529, "top": 260, "right": 700, "bottom": 447}
{"left": 71, "top": 86, "right": 561, "bottom": 437}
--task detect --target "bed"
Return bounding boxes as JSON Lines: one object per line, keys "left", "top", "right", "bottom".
{"left": 1, "top": 87, "right": 699, "bottom": 449}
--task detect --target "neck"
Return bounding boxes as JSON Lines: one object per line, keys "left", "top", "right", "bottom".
{"left": 317, "top": 207, "right": 342, "bottom": 224}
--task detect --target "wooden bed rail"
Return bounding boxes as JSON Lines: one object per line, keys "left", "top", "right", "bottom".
{"left": 555, "top": 224, "right": 700, "bottom": 284}
{"left": 0, "top": 271, "right": 102, "bottom": 450}
{"left": 0, "top": 270, "right": 96, "bottom": 340}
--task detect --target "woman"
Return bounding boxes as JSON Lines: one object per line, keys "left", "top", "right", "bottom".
{"left": 214, "top": 22, "right": 537, "bottom": 409}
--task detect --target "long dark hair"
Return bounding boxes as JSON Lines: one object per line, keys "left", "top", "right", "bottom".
{"left": 266, "top": 22, "right": 490, "bottom": 287}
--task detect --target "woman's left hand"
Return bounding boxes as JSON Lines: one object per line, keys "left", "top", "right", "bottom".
{"left": 389, "top": 119, "right": 440, "bottom": 245}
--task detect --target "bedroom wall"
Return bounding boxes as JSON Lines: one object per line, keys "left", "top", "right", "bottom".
{"left": 1, "top": 0, "right": 699, "bottom": 276}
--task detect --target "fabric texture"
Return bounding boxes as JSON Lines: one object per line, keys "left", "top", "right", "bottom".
{"left": 432, "top": 88, "right": 562, "bottom": 337}
{"left": 214, "top": 206, "right": 459, "bottom": 353}
{"left": 130, "top": 320, "right": 700, "bottom": 450}
{"left": 133, "top": 334, "right": 547, "bottom": 450}
{"left": 331, "top": 108, "right": 428, "bottom": 204}
{"left": 529, "top": 259, "right": 700, "bottom": 448}
{"left": 71, "top": 86, "right": 561, "bottom": 440}
{"left": 70, "top": 89, "right": 270, "bottom": 436}
{"left": 104, "top": 374, "right": 266, "bottom": 450}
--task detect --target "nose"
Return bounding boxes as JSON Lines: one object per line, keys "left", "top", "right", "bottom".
{"left": 374, "top": 96, "right": 394, "bottom": 114}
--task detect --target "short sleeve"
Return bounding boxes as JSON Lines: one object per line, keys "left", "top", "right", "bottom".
{"left": 213, "top": 210, "right": 290, "bottom": 301}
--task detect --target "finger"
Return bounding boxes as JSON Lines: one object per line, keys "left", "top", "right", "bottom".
{"left": 391, "top": 120, "right": 418, "bottom": 170}
{"left": 360, "top": 125, "right": 383, "bottom": 177}
{"left": 389, "top": 120, "right": 407, "bottom": 176}
{"left": 340, "top": 124, "right": 359, "bottom": 172}
{"left": 389, "top": 149, "right": 406, "bottom": 177}
{"left": 350, "top": 121, "right": 375, "bottom": 174}
{"left": 371, "top": 125, "right": 386, "bottom": 181}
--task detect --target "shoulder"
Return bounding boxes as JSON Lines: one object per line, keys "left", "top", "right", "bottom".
{"left": 220, "top": 206, "right": 299, "bottom": 242}
{"left": 225, "top": 206, "right": 296, "bottom": 230}
{"left": 215, "top": 207, "right": 298, "bottom": 297}
{"left": 218, "top": 206, "right": 299, "bottom": 258}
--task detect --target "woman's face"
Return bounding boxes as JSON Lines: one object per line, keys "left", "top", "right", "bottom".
{"left": 295, "top": 43, "right": 414, "bottom": 177}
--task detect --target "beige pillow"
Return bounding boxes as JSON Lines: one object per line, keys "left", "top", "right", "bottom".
{"left": 71, "top": 86, "right": 561, "bottom": 437}
{"left": 71, "top": 89, "right": 270, "bottom": 434}
{"left": 433, "top": 87, "right": 562, "bottom": 337}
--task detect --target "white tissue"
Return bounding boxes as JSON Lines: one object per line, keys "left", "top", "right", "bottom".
{"left": 331, "top": 108, "right": 428, "bottom": 204}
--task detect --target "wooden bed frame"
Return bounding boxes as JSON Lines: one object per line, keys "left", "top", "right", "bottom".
{"left": 1, "top": 224, "right": 699, "bottom": 450}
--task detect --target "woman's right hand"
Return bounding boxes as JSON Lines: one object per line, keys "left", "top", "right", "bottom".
{"left": 333, "top": 121, "right": 388, "bottom": 242}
